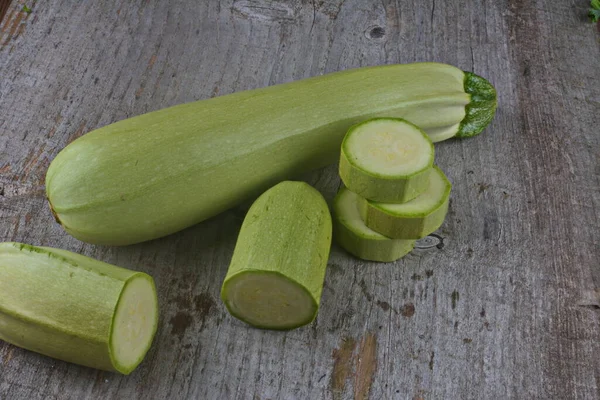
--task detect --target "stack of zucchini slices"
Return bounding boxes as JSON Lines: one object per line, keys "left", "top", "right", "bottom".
{"left": 333, "top": 118, "right": 452, "bottom": 262}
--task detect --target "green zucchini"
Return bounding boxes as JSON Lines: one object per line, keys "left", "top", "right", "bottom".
{"left": 333, "top": 187, "right": 415, "bottom": 262}
{"left": 0, "top": 242, "right": 158, "bottom": 374}
{"left": 221, "top": 181, "right": 332, "bottom": 330}
{"left": 358, "top": 166, "right": 451, "bottom": 239}
{"left": 339, "top": 118, "right": 434, "bottom": 203}
{"left": 46, "top": 62, "right": 496, "bottom": 245}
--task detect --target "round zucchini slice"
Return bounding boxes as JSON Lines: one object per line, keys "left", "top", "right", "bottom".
{"left": 339, "top": 118, "right": 434, "bottom": 203}
{"left": 333, "top": 187, "right": 415, "bottom": 262}
{"left": 358, "top": 166, "right": 451, "bottom": 239}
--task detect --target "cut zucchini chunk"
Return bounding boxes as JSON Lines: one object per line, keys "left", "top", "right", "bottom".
{"left": 221, "top": 181, "right": 332, "bottom": 330}
{"left": 333, "top": 187, "right": 415, "bottom": 262}
{"left": 358, "top": 166, "right": 451, "bottom": 239}
{"left": 0, "top": 243, "right": 158, "bottom": 374}
{"left": 339, "top": 118, "right": 434, "bottom": 203}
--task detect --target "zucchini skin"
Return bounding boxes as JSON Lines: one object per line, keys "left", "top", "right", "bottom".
{"left": 46, "top": 62, "right": 496, "bottom": 245}
{"left": 0, "top": 242, "right": 158, "bottom": 374}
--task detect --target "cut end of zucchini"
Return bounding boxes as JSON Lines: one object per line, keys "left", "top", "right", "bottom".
{"left": 359, "top": 166, "right": 451, "bottom": 239}
{"left": 456, "top": 72, "right": 497, "bottom": 138}
{"left": 222, "top": 271, "right": 317, "bottom": 330}
{"left": 344, "top": 119, "right": 433, "bottom": 176}
{"left": 333, "top": 188, "right": 415, "bottom": 262}
{"left": 110, "top": 274, "right": 158, "bottom": 375}
{"left": 340, "top": 118, "right": 434, "bottom": 203}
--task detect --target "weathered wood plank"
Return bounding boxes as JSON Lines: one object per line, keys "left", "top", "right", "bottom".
{"left": 0, "top": 0, "right": 598, "bottom": 399}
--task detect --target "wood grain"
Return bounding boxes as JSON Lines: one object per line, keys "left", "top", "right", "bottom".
{"left": 1, "top": 0, "right": 599, "bottom": 399}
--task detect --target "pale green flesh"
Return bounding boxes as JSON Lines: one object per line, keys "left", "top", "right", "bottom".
{"left": 358, "top": 167, "right": 451, "bottom": 239}
{"left": 333, "top": 188, "right": 416, "bottom": 262}
{"left": 344, "top": 119, "right": 434, "bottom": 177}
{"left": 223, "top": 272, "right": 316, "bottom": 330}
{"left": 221, "top": 181, "right": 332, "bottom": 330}
{"left": 111, "top": 275, "right": 158, "bottom": 372}
{"left": 340, "top": 118, "right": 434, "bottom": 203}
{"left": 46, "top": 62, "right": 471, "bottom": 245}
{"left": 0, "top": 243, "right": 158, "bottom": 374}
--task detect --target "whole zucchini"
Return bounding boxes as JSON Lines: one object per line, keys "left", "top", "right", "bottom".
{"left": 46, "top": 62, "right": 496, "bottom": 245}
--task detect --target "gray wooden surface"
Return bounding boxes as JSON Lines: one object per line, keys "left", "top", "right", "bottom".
{"left": 1, "top": 0, "right": 599, "bottom": 399}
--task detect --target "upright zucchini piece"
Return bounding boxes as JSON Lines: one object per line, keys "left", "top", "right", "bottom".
{"left": 221, "top": 181, "right": 332, "bottom": 330}
{"left": 0, "top": 243, "right": 158, "bottom": 374}
{"left": 339, "top": 118, "right": 434, "bottom": 203}
{"left": 333, "top": 187, "right": 415, "bottom": 262}
{"left": 46, "top": 62, "right": 496, "bottom": 245}
{"left": 358, "top": 166, "right": 451, "bottom": 239}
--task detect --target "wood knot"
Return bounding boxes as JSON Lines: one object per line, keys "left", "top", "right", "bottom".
{"left": 365, "top": 26, "right": 386, "bottom": 40}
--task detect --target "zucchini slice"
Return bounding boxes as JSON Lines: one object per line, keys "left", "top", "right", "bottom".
{"left": 333, "top": 187, "right": 415, "bottom": 262}
{"left": 0, "top": 243, "right": 158, "bottom": 374}
{"left": 339, "top": 118, "right": 434, "bottom": 203}
{"left": 358, "top": 166, "right": 451, "bottom": 239}
{"left": 221, "top": 181, "right": 332, "bottom": 330}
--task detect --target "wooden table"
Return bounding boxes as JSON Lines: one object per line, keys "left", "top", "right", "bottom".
{"left": 1, "top": 1, "right": 599, "bottom": 399}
